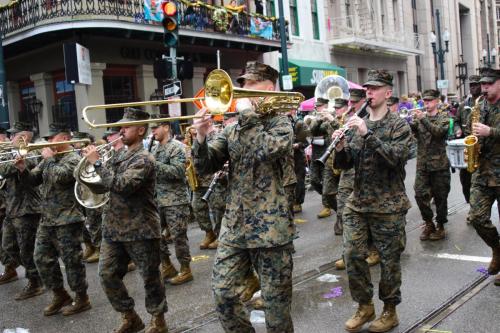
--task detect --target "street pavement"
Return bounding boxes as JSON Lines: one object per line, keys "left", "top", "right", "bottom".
{"left": 1, "top": 158, "right": 500, "bottom": 333}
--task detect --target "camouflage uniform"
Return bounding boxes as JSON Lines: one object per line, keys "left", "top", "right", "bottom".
{"left": 411, "top": 108, "right": 451, "bottom": 225}
{"left": 334, "top": 108, "right": 411, "bottom": 306}
{"left": 468, "top": 97, "right": 500, "bottom": 249}
{"left": 192, "top": 131, "right": 217, "bottom": 233}
{"left": 0, "top": 198, "right": 17, "bottom": 267}
{"left": 84, "top": 207, "right": 102, "bottom": 247}
{"left": 210, "top": 171, "right": 228, "bottom": 236}
{"left": 21, "top": 152, "right": 87, "bottom": 293}
{"left": 281, "top": 146, "right": 297, "bottom": 216}
{"left": 322, "top": 113, "right": 343, "bottom": 211}
{"left": 193, "top": 109, "right": 295, "bottom": 333}
{"left": 96, "top": 143, "right": 166, "bottom": 315}
{"left": 152, "top": 137, "right": 192, "bottom": 266}
{"left": 309, "top": 117, "right": 329, "bottom": 195}
{"left": 292, "top": 118, "right": 309, "bottom": 206}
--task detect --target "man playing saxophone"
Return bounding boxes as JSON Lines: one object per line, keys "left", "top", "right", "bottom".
{"left": 467, "top": 67, "right": 500, "bottom": 287}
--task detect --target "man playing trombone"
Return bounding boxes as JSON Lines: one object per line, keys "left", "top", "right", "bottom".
{"left": 193, "top": 61, "right": 295, "bottom": 333}
{"left": 0, "top": 122, "right": 43, "bottom": 300}
{"left": 83, "top": 108, "right": 168, "bottom": 333}
{"left": 15, "top": 123, "right": 91, "bottom": 316}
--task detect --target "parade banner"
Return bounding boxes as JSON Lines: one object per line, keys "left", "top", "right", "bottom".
{"left": 250, "top": 17, "right": 273, "bottom": 40}
{"left": 144, "top": 0, "right": 164, "bottom": 22}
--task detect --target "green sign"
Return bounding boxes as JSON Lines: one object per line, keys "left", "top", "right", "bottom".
{"left": 283, "top": 59, "right": 346, "bottom": 88}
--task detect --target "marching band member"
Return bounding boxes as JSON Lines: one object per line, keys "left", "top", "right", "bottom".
{"left": 193, "top": 61, "right": 295, "bottom": 332}
{"left": 16, "top": 123, "right": 91, "bottom": 316}
{"left": 467, "top": 68, "right": 500, "bottom": 287}
{"left": 333, "top": 70, "right": 411, "bottom": 332}
{"left": 411, "top": 89, "right": 451, "bottom": 241}
{"left": 84, "top": 109, "right": 168, "bottom": 333}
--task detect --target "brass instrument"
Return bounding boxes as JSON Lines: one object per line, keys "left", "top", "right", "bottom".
{"left": 464, "top": 96, "right": 483, "bottom": 173}
{"left": 399, "top": 107, "right": 425, "bottom": 119}
{"left": 184, "top": 126, "right": 199, "bottom": 192}
{"left": 82, "top": 69, "right": 305, "bottom": 129}
{"left": 18, "top": 139, "right": 91, "bottom": 156}
{"left": 73, "top": 137, "right": 123, "bottom": 209}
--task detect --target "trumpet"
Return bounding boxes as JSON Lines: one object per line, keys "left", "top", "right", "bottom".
{"left": 82, "top": 69, "right": 304, "bottom": 129}
{"left": 399, "top": 107, "right": 426, "bottom": 119}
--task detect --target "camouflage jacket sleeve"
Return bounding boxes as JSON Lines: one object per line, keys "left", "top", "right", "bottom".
{"left": 193, "top": 129, "right": 229, "bottom": 176}
{"left": 418, "top": 114, "right": 449, "bottom": 139}
{"left": 250, "top": 114, "right": 293, "bottom": 162}
{"left": 0, "top": 152, "right": 39, "bottom": 178}
{"left": 96, "top": 148, "right": 156, "bottom": 196}
{"left": 154, "top": 139, "right": 186, "bottom": 181}
{"left": 309, "top": 118, "right": 329, "bottom": 136}
{"left": 294, "top": 119, "right": 310, "bottom": 148}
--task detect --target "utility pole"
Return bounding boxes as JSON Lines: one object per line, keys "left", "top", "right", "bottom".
{"left": 0, "top": 32, "right": 10, "bottom": 129}
{"left": 277, "top": 0, "right": 289, "bottom": 78}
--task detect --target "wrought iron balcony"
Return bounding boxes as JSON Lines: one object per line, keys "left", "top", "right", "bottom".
{"left": 327, "top": 15, "right": 424, "bottom": 55}
{"left": 0, "top": 0, "right": 282, "bottom": 44}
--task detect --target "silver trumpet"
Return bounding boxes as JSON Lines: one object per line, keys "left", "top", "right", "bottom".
{"left": 399, "top": 107, "right": 426, "bottom": 119}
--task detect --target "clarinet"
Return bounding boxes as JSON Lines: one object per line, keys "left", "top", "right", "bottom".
{"left": 315, "top": 98, "right": 372, "bottom": 166}
{"left": 202, "top": 163, "right": 228, "bottom": 203}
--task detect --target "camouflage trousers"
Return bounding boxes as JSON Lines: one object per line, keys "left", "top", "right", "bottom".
{"left": 414, "top": 168, "right": 450, "bottom": 224}
{"left": 211, "top": 208, "right": 223, "bottom": 236}
{"left": 309, "top": 158, "right": 324, "bottom": 195}
{"left": 284, "top": 184, "right": 296, "bottom": 217}
{"left": 336, "top": 188, "right": 351, "bottom": 232}
{"left": 322, "top": 166, "right": 339, "bottom": 211}
{"left": 294, "top": 166, "right": 306, "bottom": 205}
{"left": 343, "top": 207, "right": 406, "bottom": 305}
{"left": 99, "top": 239, "right": 167, "bottom": 315}
{"left": 2, "top": 215, "right": 40, "bottom": 280}
{"left": 212, "top": 242, "right": 294, "bottom": 333}
{"left": 192, "top": 186, "right": 213, "bottom": 232}
{"left": 459, "top": 169, "right": 472, "bottom": 203}
{"left": 210, "top": 187, "right": 227, "bottom": 236}
{"left": 34, "top": 223, "right": 88, "bottom": 293}
{"left": 468, "top": 184, "right": 500, "bottom": 248}
{"left": 159, "top": 205, "right": 192, "bottom": 266}
{"left": 0, "top": 212, "right": 17, "bottom": 267}
{"left": 82, "top": 208, "right": 102, "bottom": 247}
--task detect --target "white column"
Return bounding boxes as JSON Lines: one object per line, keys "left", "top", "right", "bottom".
{"left": 136, "top": 65, "right": 156, "bottom": 114}
{"left": 30, "top": 72, "right": 54, "bottom": 138}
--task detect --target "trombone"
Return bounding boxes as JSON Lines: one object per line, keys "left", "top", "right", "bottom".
{"left": 82, "top": 69, "right": 305, "bottom": 129}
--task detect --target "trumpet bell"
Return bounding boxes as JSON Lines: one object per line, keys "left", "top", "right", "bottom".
{"left": 205, "top": 69, "right": 233, "bottom": 114}
{"left": 74, "top": 156, "right": 108, "bottom": 194}
{"left": 314, "top": 75, "right": 350, "bottom": 104}
{"left": 74, "top": 182, "right": 109, "bottom": 209}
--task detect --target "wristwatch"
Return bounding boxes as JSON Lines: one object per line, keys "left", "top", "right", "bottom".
{"left": 93, "top": 160, "right": 102, "bottom": 168}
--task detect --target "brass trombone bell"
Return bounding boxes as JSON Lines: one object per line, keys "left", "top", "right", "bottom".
{"left": 18, "top": 139, "right": 91, "bottom": 156}
{"left": 82, "top": 69, "right": 305, "bottom": 129}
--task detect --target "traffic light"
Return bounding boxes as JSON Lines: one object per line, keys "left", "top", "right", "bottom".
{"left": 162, "top": 1, "right": 178, "bottom": 47}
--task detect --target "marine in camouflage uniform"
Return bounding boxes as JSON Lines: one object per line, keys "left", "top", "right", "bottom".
{"left": 192, "top": 128, "right": 218, "bottom": 249}
{"left": 0, "top": 177, "right": 20, "bottom": 285}
{"left": 334, "top": 70, "right": 411, "bottom": 332}
{"left": 290, "top": 114, "right": 309, "bottom": 213}
{"left": 87, "top": 109, "right": 167, "bottom": 333}
{"left": 466, "top": 68, "right": 500, "bottom": 286}
{"left": 0, "top": 122, "right": 43, "bottom": 300}
{"left": 453, "top": 75, "right": 482, "bottom": 204}
{"left": 410, "top": 89, "right": 451, "bottom": 241}
{"left": 18, "top": 124, "right": 90, "bottom": 316}
{"left": 193, "top": 61, "right": 295, "bottom": 333}
{"left": 151, "top": 119, "right": 193, "bottom": 285}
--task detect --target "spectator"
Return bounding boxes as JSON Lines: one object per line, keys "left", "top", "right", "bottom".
{"left": 225, "top": 0, "right": 246, "bottom": 34}
{"left": 398, "top": 95, "right": 413, "bottom": 112}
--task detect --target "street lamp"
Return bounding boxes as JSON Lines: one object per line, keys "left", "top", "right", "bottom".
{"left": 430, "top": 9, "right": 450, "bottom": 81}
{"left": 482, "top": 34, "right": 497, "bottom": 68}
{"left": 456, "top": 55, "right": 468, "bottom": 97}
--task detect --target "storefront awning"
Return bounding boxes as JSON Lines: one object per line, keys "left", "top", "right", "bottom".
{"left": 286, "top": 59, "right": 346, "bottom": 88}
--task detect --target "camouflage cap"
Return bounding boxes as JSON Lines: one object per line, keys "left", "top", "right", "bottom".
{"left": 236, "top": 61, "right": 279, "bottom": 85}
{"left": 363, "top": 69, "right": 393, "bottom": 87}
{"left": 479, "top": 67, "right": 500, "bottom": 83}
{"left": 42, "top": 123, "right": 71, "bottom": 138}
{"left": 71, "top": 131, "right": 90, "bottom": 139}
{"left": 149, "top": 114, "right": 170, "bottom": 128}
{"left": 349, "top": 88, "right": 366, "bottom": 102}
{"left": 422, "top": 89, "right": 440, "bottom": 100}
{"left": 315, "top": 97, "right": 329, "bottom": 107}
{"left": 334, "top": 98, "right": 348, "bottom": 108}
{"left": 469, "top": 75, "right": 481, "bottom": 84}
{"left": 104, "top": 127, "right": 121, "bottom": 137}
{"left": 387, "top": 96, "right": 400, "bottom": 106}
{"left": 117, "top": 107, "right": 150, "bottom": 124}
{"left": 7, "top": 121, "right": 32, "bottom": 134}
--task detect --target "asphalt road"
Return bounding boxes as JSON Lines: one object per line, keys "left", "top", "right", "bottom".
{"left": 1, "top": 158, "right": 499, "bottom": 333}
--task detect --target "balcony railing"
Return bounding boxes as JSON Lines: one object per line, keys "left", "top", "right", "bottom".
{"left": 0, "top": 0, "right": 282, "bottom": 42}
{"left": 328, "top": 15, "right": 423, "bottom": 53}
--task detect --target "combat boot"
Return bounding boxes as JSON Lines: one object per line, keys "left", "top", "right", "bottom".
{"left": 85, "top": 246, "right": 100, "bottom": 263}
{"left": 368, "top": 303, "right": 399, "bottom": 332}
{"left": 488, "top": 245, "right": 500, "bottom": 275}
{"left": 161, "top": 258, "right": 178, "bottom": 280}
{"left": 240, "top": 273, "right": 260, "bottom": 302}
{"left": 419, "top": 220, "right": 436, "bottom": 241}
{"left": 293, "top": 204, "right": 302, "bottom": 213}
{"left": 252, "top": 297, "right": 265, "bottom": 310}
{"left": 0, "top": 264, "right": 18, "bottom": 285}
{"left": 43, "top": 288, "right": 73, "bottom": 316}
{"left": 82, "top": 242, "right": 95, "bottom": 261}
{"left": 114, "top": 310, "right": 145, "bottom": 333}
{"left": 494, "top": 274, "right": 500, "bottom": 286}
{"left": 199, "top": 230, "right": 217, "bottom": 249}
{"left": 317, "top": 207, "right": 332, "bottom": 219}
{"left": 345, "top": 301, "right": 375, "bottom": 332}
{"left": 335, "top": 258, "right": 345, "bottom": 270}
{"left": 14, "top": 277, "right": 44, "bottom": 300}
{"left": 334, "top": 220, "right": 343, "bottom": 235}
{"left": 127, "top": 261, "right": 137, "bottom": 272}
{"left": 145, "top": 313, "right": 168, "bottom": 333}
{"left": 429, "top": 223, "right": 445, "bottom": 241}
{"left": 366, "top": 251, "right": 380, "bottom": 266}
{"left": 62, "top": 291, "right": 91, "bottom": 316}
{"left": 169, "top": 263, "right": 193, "bottom": 285}
{"left": 207, "top": 239, "right": 218, "bottom": 249}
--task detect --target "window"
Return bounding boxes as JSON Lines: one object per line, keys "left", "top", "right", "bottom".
{"left": 265, "top": 0, "right": 275, "bottom": 17}
{"left": 380, "top": 0, "right": 386, "bottom": 32}
{"left": 311, "top": 0, "right": 319, "bottom": 39}
{"left": 52, "top": 71, "right": 78, "bottom": 131}
{"left": 497, "top": 7, "right": 500, "bottom": 20}
{"left": 411, "top": 0, "right": 416, "bottom": 10}
{"left": 103, "top": 65, "right": 138, "bottom": 123}
{"left": 345, "top": 0, "right": 352, "bottom": 28}
{"left": 289, "top": 0, "right": 299, "bottom": 36}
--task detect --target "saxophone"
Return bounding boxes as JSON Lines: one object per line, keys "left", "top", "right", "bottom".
{"left": 184, "top": 126, "right": 199, "bottom": 191}
{"left": 464, "top": 96, "right": 483, "bottom": 173}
